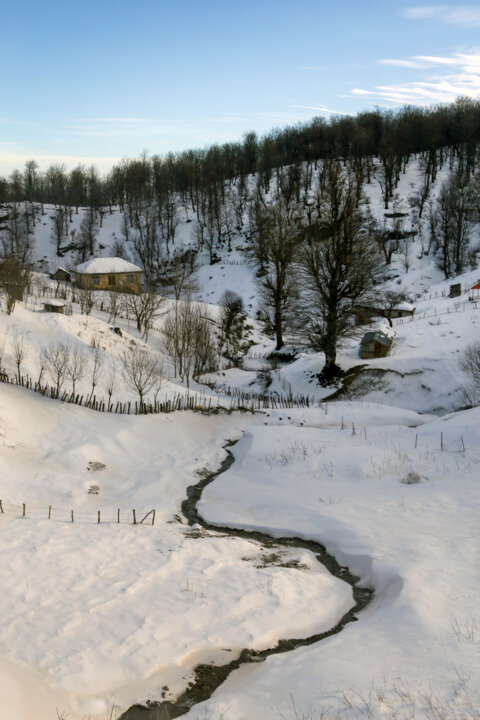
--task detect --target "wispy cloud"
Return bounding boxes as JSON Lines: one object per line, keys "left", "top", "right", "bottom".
{"left": 402, "top": 5, "right": 480, "bottom": 26}
{"left": 293, "top": 104, "right": 349, "bottom": 115}
{"left": 353, "top": 49, "right": 480, "bottom": 105}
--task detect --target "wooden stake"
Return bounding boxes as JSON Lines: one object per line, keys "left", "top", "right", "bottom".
{"left": 133, "top": 509, "right": 136, "bottom": 524}
{"left": 0, "top": 499, "right": 3, "bottom": 513}
{"left": 441, "top": 432, "right": 444, "bottom": 450}
{"left": 97, "top": 510, "right": 101, "bottom": 524}
{"left": 22, "top": 503, "right": 26, "bottom": 517}
{"left": 415, "top": 433, "right": 418, "bottom": 449}
{"left": 152, "top": 509, "right": 156, "bottom": 526}
{"left": 48, "top": 505, "right": 51, "bottom": 519}
{"left": 461, "top": 435, "right": 465, "bottom": 452}
{"left": 117, "top": 508, "right": 120, "bottom": 523}
{"left": 71, "top": 510, "right": 74, "bottom": 522}
{"left": 352, "top": 423, "right": 356, "bottom": 436}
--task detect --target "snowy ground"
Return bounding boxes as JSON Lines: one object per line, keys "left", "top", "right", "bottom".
{"left": 191, "top": 404, "right": 480, "bottom": 719}
{"left": 0, "top": 385, "right": 353, "bottom": 720}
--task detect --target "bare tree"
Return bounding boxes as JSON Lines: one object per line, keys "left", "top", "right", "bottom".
{"left": 122, "top": 289, "right": 165, "bottom": 340}
{"left": 104, "top": 365, "right": 117, "bottom": 407}
{"left": 78, "top": 288, "right": 95, "bottom": 315}
{"left": 218, "top": 290, "right": 246, "bottom": 364}
{"left": 459, "top": 341, "right": 480, "bottom": 405}
{"left": 12, "top": 331, "right": 30, "bottom": 382}
{"left": 107, "top": 290, "right": 121, "bottom": 324}
{"left": 51, "top": 207, "right": 65, "bottom": 256}
{"left": 0, "top": 330, "right": 8, "bottom": 375}
{"left": 87, "top": 336, "right": 104, "bottom": 403}
{"left": 120, "top": 346, "right": 164, "bottom": 407}
{"left": 0, "top": 256, "right": 31, "bottom": 315}
{"left": 67, "top": 344, "right": 86, "bottom": 396}
{"left": 41, "top": 342, "right": 70, "bottom": 395}
{"left": 77, "top": 207, "right": 99, "bottom": 261}
{"left": 251, "top": 196, "right": 300, "bottom": 350}
{"left": 299, "top": 161, "right": 383, "bottom": 381}
{"left": 163, "top": 299, "right": 217, "bottom": 387}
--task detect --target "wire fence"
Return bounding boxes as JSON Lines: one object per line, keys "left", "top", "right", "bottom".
{"left": 393, "top": 299, "right": 480, "bottom": 326}
{"left": 0, "top": 500, "right": 156, "bottom": 525}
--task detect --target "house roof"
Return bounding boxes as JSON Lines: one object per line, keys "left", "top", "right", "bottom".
{"left": 471, "top": 282, "right": 480, "bottom": 290}
{"left": 75, "top": 257, "right": 143, "bottom": 275}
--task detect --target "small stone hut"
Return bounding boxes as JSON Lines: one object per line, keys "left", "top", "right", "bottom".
{"left": 44, "top": 299, "right": 66, "bottom": 314}
{"left": 74, "top": 258, "right": 143, "bottom": 294}
{"left": 359, "top": 330, "right": 394, "bottom": 359}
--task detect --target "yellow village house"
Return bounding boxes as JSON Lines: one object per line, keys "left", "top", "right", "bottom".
{"left": 74, "top": 257, "right": 143, "bottom": 294}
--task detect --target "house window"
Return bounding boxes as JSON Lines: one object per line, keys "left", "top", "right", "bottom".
{"left": 108, "top": 275, "right": 116, "bottom": 286}
{"left": 92, "top": 276, "right": 100, "bottom": 286}
{"left": 126, "top": 274, "right": 134, "bottom": 284}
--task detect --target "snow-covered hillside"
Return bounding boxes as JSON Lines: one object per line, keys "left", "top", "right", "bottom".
{"left": 1, "top": 152, "right": 480, "bottom": 720}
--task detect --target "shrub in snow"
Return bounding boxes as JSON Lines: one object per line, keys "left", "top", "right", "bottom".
{"left": 401, "top": 470, "right": 422, "bottom": 485}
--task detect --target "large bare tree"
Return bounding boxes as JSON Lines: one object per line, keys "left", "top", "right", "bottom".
{"left": 299, "top": 161, "right": 383, "bottom": 381}
{"left": 251, "top": 196, "right": 300, "bottom": 350}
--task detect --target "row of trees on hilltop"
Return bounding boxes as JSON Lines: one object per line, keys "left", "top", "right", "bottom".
{"left": 2, "top": 99, "right": 480, "bottom": 209}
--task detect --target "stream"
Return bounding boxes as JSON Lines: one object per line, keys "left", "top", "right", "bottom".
{"left": 119, "top": 440, "right": 374, "bottom": 720}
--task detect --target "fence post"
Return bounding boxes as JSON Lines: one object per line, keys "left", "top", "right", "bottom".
{"left": 23, "top": 503, "right": 26, "bottom": 517}
{"left": 97, "top": 510, "right": 101, "bottom": 524}
{"left": 117, "top": 508, "right": 120, "bottom": 523}
{"left": 71, "top": 510, "right": 74, "bottom": 522}
{"left": 440, "top": 432, "right": 444, "bottom": 451}
{"left": 0, "top": 499, "right": 3, "bottom": 513}
{"left": 152, "top": 510, "right": 155, "bottom": 526}
{"left": 133, "top": 509, "right": 136, "bottom": 524}
{"left": 48, "top": 505, "right": 51, "bottom": 519}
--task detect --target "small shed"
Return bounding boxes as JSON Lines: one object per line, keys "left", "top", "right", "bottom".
{"left": 359, "top": 330, "right": 394, "bottom": 359}
{"left": 50, "top": 267, "right": 71, "bottom": 282}
{"left": 469, "top": 282, "right": 480, "bottom": 301}
{"left": 74, "top": 257, "right": 143, "bottom": 294}
{"left": 44, "top": 299, "right": 66, "bottom": 314}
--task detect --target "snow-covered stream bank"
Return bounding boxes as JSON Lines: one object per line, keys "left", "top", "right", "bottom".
{"left": 118, "top": 441, "right": 372, "bottom": 720}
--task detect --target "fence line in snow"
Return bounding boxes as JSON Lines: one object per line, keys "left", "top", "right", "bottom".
{"left": 0, "top": 500, "right": 156, "bottom": 525}
{"left": 0, "top": 371, "right": 316, "bottom": 415}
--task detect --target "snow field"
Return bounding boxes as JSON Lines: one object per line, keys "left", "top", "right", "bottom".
{"left": 0, "top": 385, "right": 353, "bottom": 719}
{"left": 190, "top": 405, "right": 480, "bottom": 719}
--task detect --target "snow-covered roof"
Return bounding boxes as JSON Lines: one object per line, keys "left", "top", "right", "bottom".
{"left": 396, "top": 301, "right": 415, "bottom": 311}
{"left": 44, "top": 299, "right": 65, "bottom": 307}
{"left": 75, "top": 258, "right": 143, "bottom": 275}
{"left": 361, "top": 330, "right": 394, "bottom": 347}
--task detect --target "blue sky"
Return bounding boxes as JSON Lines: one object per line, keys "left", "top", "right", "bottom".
{"left": 2, "top": 1, "right": 480, "bottom": 173}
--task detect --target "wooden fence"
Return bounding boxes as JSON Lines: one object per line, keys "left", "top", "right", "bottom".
{"left": 0, "top": 371, "right": 316, "bottom": 415}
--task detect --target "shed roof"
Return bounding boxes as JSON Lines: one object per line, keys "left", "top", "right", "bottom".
{"left": 44, "top": 299, "right": 65, "bottom": 307}
{"left": 360, "top": 331, "right": 394, "bottom": 348}
{"left": 75, "top": 257, "right": 143, "bottom": 275}
{"left": 471, "top": 282, "right": 480, "bottom": 290}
